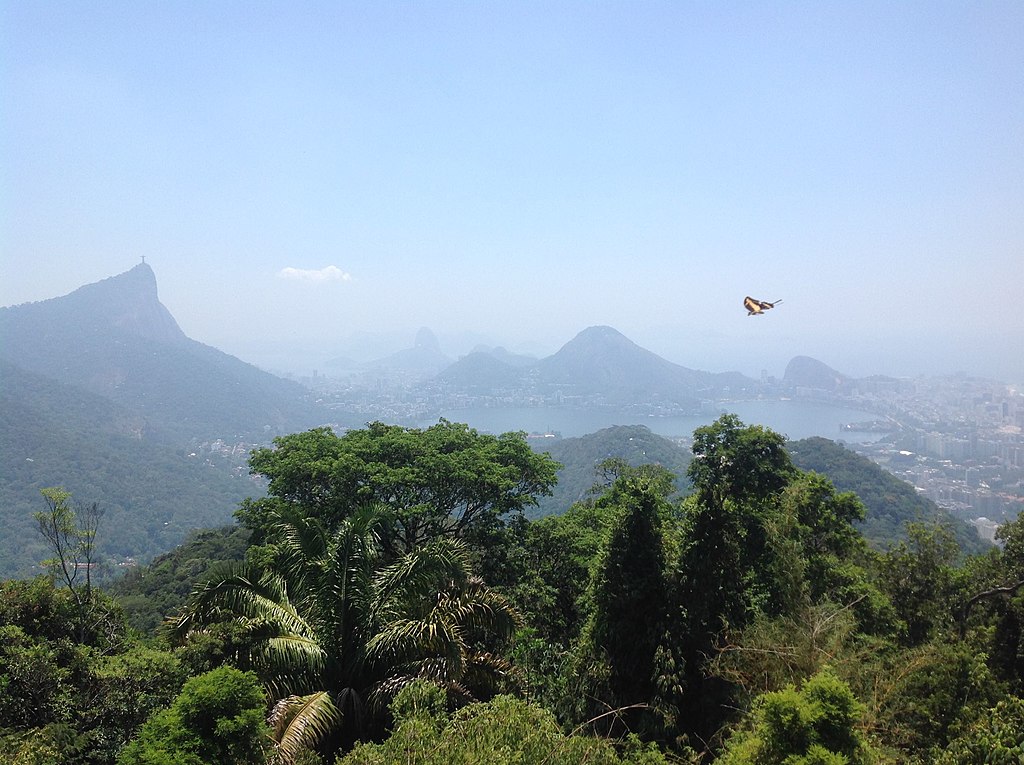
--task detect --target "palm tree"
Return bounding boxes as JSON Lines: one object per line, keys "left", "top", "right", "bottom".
{"left": 170, "top": 505, "right": 519, "bottom": 763}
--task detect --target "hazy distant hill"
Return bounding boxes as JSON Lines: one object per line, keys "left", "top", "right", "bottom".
{"left": 434, "top": 325, "right": 754, "bottom": 405}
{"left": 781, "top": 356, "right": 915, "bottom": 400}
{"left": 0, "top": 264, "right": 323, "bottom": 441}
{"left": 470, "top": 345, "right": 537, "bottom": 368}
{"left": 322, "top": 354, "right": 360, "bottom": 371}
{"left": 783, "top": 356, "right": 852, "bottom": 393}
{"left": 363, "top": 327, "right": 452, "bottom": 379}
{"left": 535, "top": 326, "right": 752, "bottom": 404}
{"left": 0, "top": 361, "right": 259, "bottom": 578}
{"left": 435, "top": 352, "right": 527, "bottom": 392}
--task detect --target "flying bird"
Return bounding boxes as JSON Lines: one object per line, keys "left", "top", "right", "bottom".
{"left": 744, "top": 296, "right": 782, "bottom": 316}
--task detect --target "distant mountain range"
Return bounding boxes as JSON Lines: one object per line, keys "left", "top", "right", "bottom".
{"left": 432, "top": 325, "right": 755, "bottom": 406}
{"left": 331, "top": 324, "right": 757, "bottom": 407}
{"left": 369, "top": 330, "right": 889, "bottom": 406}
{"left": 1, "top": 264, "right": 908, "bottom": 577}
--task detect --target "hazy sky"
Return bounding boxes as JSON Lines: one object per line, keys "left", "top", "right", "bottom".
{"left": 3, "top": 2, "right": 1023, "bottom": 382}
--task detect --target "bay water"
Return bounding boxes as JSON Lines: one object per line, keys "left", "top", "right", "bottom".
{"left": 423, "top": 399, "right": 885, "bottom": 443}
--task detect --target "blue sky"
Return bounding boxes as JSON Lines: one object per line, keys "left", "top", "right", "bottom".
{"left": 3, "top": 1, "right": 1022, "bottom": 381}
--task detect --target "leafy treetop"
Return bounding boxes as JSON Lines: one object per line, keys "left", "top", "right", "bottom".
{"left": 237, "top": 420, "right": 560, "bottom": 557}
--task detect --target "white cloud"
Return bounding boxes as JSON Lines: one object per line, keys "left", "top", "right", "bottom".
{"left": 277, "top": 265, "right": 353, "bottom": 283}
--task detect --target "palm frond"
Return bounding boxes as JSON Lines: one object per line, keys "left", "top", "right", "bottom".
{"left": 437, "top": 577, "right": 521, "bottom": 640}
{"left": 260, "top": 634, "right": 328, "bottom": 693}
{"left": 366, "top": 615, "right": 465, "bottom": 673}
{"left": 270, "top": 691, "right": 344, "bottom": 765}
{"left": 461, "top": 650, "right": 522, "bottom": 695}
{"left": 371, "top": 538, "right": 472, "bottom": 618}
{"left": 274, "top": 512, "right": 330, "bottom": 593}
{"left": 170, "top": 568, "right": 314, "bottom": 642}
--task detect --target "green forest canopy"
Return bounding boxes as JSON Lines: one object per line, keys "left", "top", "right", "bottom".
{"left": 3, "top": 415, "right": 1019, "bottom": 765}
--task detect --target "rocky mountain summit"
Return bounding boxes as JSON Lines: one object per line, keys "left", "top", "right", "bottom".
{"left": 0, "top": 264, "right": 322, "bottom": 441}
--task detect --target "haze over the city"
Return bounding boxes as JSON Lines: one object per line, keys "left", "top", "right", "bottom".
{"left": 3, "top": 2, "right": 1022, "bottom": 382}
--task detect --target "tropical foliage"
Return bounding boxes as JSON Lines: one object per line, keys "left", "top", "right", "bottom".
{"left": 7, "top": 416, "right": 1024, "bottom": 765}
{"left": 236, "top": 420, "right": 560, "bottom": 558}
{"left": 170, "top": 504, "right": 519, "bottom": 763}
{"left": 718, "top": 668, "right": 876, "bottom": 765}
{"left": 339, "top": 681, "right": 671, "bottom": 765}
{"left": 117, "top": 666, "right": 270, "bottom": 765}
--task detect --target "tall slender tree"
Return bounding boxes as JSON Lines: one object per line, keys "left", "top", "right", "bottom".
{"left": 674, "top": 416, "right": 803, "bottom": 745}
{"left": 34, "top": 488, "right": 103, "bottom": 642}
{"left": 574, "top": 475, "right": 673, "bottom": 738}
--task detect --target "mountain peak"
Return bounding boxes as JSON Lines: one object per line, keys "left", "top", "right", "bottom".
{"left": 554, "top": 325, "right": 645, "bottom": 360}
{"left": 0, "top": 263, "right": 321, "bottom": 440}
{"left": 116, "top": 260, "right": 157, "bottom": 285}
{"left": 783, "top": 356, "right": 849, "bottom": 391}
{"left": 571, "top": 325, "right": 631, "bottom": 343}
{"left": 74, "top": 260, "right": 156, "bottom": 295}
{"left": 60, "top": 262, "right": 186, "bottom": 345}
{"left": 0, "top": 263, "right": 189, "bottom": 385}
{"left": 414, "top": 326, "right": 441, "bottom": 351}
{"left": 366, "top": 327, "right": 451, "bottom": 378}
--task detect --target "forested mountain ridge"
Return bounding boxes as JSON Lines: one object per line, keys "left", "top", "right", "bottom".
{"left": 788, "top": 436, "right": 987, "bottom": 553}
{"left": 0, "top": 264, "right": 326, "bottom": 577}
{"left": 0, "top": 361, "right": 261, "bottom": 577}
{"left": 528, "top": 425, "right": 691, "bottom": 517}
{"left": 527, "top": 425, "right": 983, "bottom": 549}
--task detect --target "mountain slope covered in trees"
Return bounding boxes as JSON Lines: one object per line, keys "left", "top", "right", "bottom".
{"left": 0, "top": 361, "right": 261, "bottom": 577}
{"left": 528, "top": 425, "right": 691, "bottom": 517}
{"left": 0, "top": 265, "right": 331, "bottom": 577}
{"left": 527, "top": 425, "right": 984, "bottom": 550}
{"left": 788, "top": 436, "right": 986, "bottom": 553}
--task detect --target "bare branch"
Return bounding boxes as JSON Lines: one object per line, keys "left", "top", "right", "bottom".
{"left": 959, "top": 578, "right": 1024, "bottom": 636}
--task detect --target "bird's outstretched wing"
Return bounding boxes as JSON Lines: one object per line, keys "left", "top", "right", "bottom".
{"left": 744, "top": 296, "right": 782, "bottom": 315}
